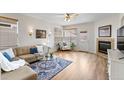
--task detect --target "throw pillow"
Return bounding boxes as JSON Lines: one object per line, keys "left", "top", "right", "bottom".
{"left": 36, "top": 45, "right": 43, "bottom": 53}
{"left": 30, "top": 48, "right": 38, "bottom": 54}
{"left": 1, "top": 48, "right": 15, "bottom": 58}
{"left": 3, "top": 52, "right": 12, "bottom": 61}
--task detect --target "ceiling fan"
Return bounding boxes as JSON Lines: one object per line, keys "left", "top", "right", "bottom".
{"left": 57, "top": 13, "right": 79, "bottom": 22}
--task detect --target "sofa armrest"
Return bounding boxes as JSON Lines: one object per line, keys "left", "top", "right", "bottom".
{"left": 1, "top": 66, "right": 37, "bottom": 80}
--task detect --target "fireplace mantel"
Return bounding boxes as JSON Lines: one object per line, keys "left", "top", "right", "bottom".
{"left": 96, "top": 37, "right": 115, "bottom": 58}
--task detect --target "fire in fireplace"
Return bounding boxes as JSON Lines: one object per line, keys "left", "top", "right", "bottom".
{"left": 98, "top": 41, "right": 111, "bottom": 54}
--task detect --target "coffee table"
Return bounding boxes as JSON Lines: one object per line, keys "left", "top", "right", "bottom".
{"left": 38, "top": 55, "right": 56, "bottom": 70}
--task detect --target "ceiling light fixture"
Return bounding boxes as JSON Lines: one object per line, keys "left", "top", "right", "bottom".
{"left": 56, "top": 13, "right": 79, "bottom": 22}
{"left": 64, "top": 13, "right": 71, "bottom": 22}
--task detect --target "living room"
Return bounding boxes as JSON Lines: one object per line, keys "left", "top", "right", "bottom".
{"left": 0, "top": 13, "right": 124, "bottom": 80}
{"left": 1, "top": 0, "right": 124, "bottom": 93}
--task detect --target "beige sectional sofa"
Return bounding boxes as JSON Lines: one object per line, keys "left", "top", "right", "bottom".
{"left": 1, "top": 45, "right": 46, "bottom": 80}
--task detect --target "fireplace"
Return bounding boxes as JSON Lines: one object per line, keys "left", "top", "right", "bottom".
{"left": 98, "top": 41, "right": 111, "bottom": 54}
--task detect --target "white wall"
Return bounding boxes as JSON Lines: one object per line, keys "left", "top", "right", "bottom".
{"left": 0, "top": 13, "right": 60, "bottom": 49}
{"left": 63, "top": 22, "right": 95, "bottom": 53}
{"left": 94, "top": 14, "right": 120, "bottom": 52}
{"left": 120, "top": 13, "right": 124, "bottom": 26}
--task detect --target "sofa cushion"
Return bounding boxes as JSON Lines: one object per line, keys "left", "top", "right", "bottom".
{"left": 19, "top": 54, "right": 37, "bottom": 63}
{"left": 30, "top": 48, "right": 38, "bottom": 54}
{"left": 15, "top": 47, "right": 30, "bottom": 56}
{"left": 1, "top": 66, "right": 37, "bottom": 80}
{"left": 36, "top": 45, "right": 43, "bottom": 53}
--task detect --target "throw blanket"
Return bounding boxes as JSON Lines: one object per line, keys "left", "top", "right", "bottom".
{"left": 0, "top": 52, "right": 25, "bottom": 72}
{"left": 1, "top": 59, "right": 26, "bottom": 72}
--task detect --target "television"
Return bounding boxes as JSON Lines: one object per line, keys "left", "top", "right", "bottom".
{"left": 117, "top": 25, "right": 124, "bottom": 54}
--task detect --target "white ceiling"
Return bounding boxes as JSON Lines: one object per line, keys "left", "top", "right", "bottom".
{"left": 23, "top": 13, "right": 116, "bottom": 26}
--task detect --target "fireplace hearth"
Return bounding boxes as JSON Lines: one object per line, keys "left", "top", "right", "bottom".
{"left": 98, "top": 41, "right": 111, "bottom": 54}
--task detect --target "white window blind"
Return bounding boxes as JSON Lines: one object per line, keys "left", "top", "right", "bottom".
{"left": 0, "top": 16, "right": 18, "bottom": 50}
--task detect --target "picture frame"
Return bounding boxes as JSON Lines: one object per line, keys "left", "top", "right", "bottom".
{"left": 36, "top": 29, "right": 46, "bottom": 39}
{"left": 98, "top": 25, "right": 111, "bottom": 37}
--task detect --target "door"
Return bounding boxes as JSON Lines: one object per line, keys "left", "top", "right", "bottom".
{"left": 77, "top": 31, "right": 88, "bottom": 51}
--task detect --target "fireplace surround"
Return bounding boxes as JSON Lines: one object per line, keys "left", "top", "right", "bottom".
{"left": 96, "top": 38, "right": 114, "bottom": 58}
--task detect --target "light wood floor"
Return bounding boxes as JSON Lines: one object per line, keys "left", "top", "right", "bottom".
{"left": 52, "top": 51, "right": 108, "bottom": 80}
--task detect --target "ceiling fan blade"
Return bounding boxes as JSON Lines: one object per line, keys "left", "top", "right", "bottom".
{"left": 70, "top": 13, "right": 79, "bottom": 18}
{"left": 55, "top": 14, "right": 65, "bottom": 18}
{"left": 56, "top": 13, "right": 65, "bottom": 15}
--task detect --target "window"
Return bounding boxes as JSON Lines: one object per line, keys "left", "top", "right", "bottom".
{"left": 0, "top": 16, "right": 18, "bottom": 50}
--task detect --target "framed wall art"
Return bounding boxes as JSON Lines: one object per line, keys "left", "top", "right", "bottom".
{"left": 36, "top": 29, "right": 46, "bottom": 39}
{"left": 98, "top": 25, "right": 111, "bottom": 37}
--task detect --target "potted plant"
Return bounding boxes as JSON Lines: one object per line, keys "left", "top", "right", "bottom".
{"left": 70, "top": 42, "right": 76, "bottom": 50}
{"left": 56, "top": 43, "right": 60, "bottom": 51}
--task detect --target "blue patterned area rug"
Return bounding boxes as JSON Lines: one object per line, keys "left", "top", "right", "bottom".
{"left": 30, "top": 57, "right": 72, "bottom": 80}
